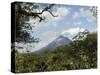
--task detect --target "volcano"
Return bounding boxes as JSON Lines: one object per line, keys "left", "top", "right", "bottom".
{"left": 34, "top": 35, "right": 71, "bottom": 54}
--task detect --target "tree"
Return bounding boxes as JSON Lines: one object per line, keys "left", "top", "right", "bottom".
{"left": 11, "top": 3, "right": 57, "bottom": 71}
{"left": 71, "top": 32, "right": 97, "bottom": 68}
{"left": 14, "top": 2, "right": 57, "bottom": 43}
{"left": 90, "top": 6, "right": 97, "bottom": 18}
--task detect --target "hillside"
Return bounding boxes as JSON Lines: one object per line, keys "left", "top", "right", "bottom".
{"left": 34, "top": 35, "right": 71, "bottom": 54}
{"left": 14, "top": 32, "right": 97, "bottom": 73}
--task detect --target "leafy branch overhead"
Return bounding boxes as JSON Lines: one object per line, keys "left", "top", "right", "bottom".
{"left": 17, "top": 3, "right": 57, "bottom": 22}
{"left": 15, "top": 2, "right": 57, "bottom": 43}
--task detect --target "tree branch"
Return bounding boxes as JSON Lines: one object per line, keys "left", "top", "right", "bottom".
{"left": 18, "top": 4, "right": 57, "bottom": 22}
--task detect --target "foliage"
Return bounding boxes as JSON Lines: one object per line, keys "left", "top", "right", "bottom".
{"left": 90, "top": 6, "right": 97, "bottom": 18}
{"left": 14, "top": 2, "right": 56, "bottom": 43}
{"left": 15, "top": 32, "right": 97, "bottom": 73}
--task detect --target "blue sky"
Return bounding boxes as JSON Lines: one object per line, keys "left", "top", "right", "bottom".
{"left": 17, "top": 4, "right": 97, "bottom": 52}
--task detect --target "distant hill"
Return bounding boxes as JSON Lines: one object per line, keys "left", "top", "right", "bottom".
{"left": 34, "top": 35, "right": 71, "bottom": 54}
{"left": 34, "top": 29, "right": 90, "bottom": 54}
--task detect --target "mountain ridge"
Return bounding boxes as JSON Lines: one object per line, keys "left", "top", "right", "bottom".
{"left": 34, "top": 35, "right": 71, "bottom": 54}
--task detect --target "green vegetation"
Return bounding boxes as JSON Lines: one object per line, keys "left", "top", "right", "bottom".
{"left": 15, "top": 32, "right": 97, "bottom": 73}
{"left": 13, "top": 2, "right": 56, "bottom": 43}
{"left": 11, "top": 2, "right": 97, "bottom": 73}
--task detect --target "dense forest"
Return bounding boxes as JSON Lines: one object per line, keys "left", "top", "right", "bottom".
{"left": 15, "top": 32, "right": 97, "bottom": 73}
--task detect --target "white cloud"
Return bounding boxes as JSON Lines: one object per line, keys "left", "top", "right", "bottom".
{"left": 73, "top": 8, "right": 95, "bottom": 22}
{"left": 42, "top": 31, "right": 59, "bottom": 42}
{"left": 39, "top": 6, "right": 70, "bottom": 27}
{"left": 15, "top": 41, "right": 47, "bottom": 52}
{"left": 33, "top": 42, "right": 47, "bottom": 51}
{"left": 33, "top": 31, "right": 59, "bottom": 51}
{"left": 61, "top": 27, "right": 85, "bottom": 40}
{"left": 54, "top": 6, "right": 70, "bottom": 20}
{"left": 26, "top": 5, "right": 70, "bottom": 28}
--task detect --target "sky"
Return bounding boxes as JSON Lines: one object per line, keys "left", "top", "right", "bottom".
{"left": 16, "top": 3, "right": 97, "bottom": 52}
